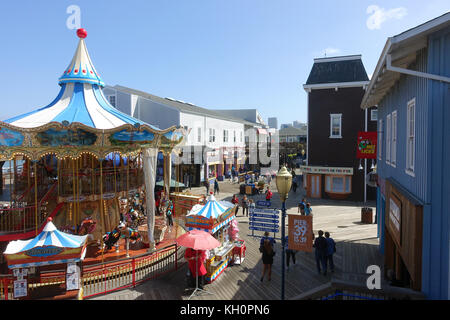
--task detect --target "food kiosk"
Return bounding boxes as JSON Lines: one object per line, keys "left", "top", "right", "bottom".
{"left": 185, "top": 193, "right": 245, "bottom": 283}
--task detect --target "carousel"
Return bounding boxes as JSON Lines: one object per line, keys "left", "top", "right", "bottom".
{"left": 0, "top": 28, "right": 186, "bottom": 293}
{"left": 185, "top": 192, "right": 246, "bottom": 283}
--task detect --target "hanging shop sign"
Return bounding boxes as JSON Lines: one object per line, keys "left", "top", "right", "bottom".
{"left": 13, "top": 279, "right": 28, "bottom": 299}
{"left": 300, "top": 165, "right": 353, "bottom": 175}
{"left": 356, "top": 131, "right": 377, "bottom": 159}
{"left": 288, "top": 214, "right": 313, "bottom": 252}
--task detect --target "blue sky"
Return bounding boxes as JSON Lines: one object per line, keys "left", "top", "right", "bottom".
{"left": 0, "top": 1, "right": 449, "bottom": 127}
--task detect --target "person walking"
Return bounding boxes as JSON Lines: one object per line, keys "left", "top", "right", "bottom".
{"left": 313, "top": 230, "right": 328, "bottom": 276}
{"left": 285, "top": 236, "right": 297, "bottom": 271}
{"left": 265, "top": 187, "right": 273, "bottom": 202}
{"left": 204, "top": 179, "right": 210, "bottom": 195}
{"left": 166, "top": 198, "right": 174, "bottom": 230}
{"left": 260, "top": 231, "right": 276, "bottom": 248}
{"left": 231, "top": 194, "right": 240, "bottom": 216}
{"left": 249, "top": 199, "right": 255, "bottom": 216}
{"left": 298, "top": 198, "right": 306, "bottom": 214}
{"left": 214, "top": 179, "right": 220, "bottom": 195}
{"left": 305, "top": 202, "right": 313, "bottom": 216}
{"left": 260, "top": 238, "right": 275, "bottom": 282}
{"left": 241, "top": 195, "right": 249, "bottom": 217}
{"left": 292, "top": 178, "right": 298, "bottom": 193}
{"left": 325, "top": 232, "right": 336, "bottom": 273}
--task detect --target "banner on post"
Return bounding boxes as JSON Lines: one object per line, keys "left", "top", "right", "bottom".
{"left": 356, "top": 131, "right": 377, "bottom": 159}
{"left": 288, "top": 214, "right": 313, "bottom": 252}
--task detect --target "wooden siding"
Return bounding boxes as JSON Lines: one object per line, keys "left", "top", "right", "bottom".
{"left": 377, "top": 48, "right": 429, "bottom": 203}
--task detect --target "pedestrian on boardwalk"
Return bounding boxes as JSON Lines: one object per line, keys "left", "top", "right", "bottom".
{"left": 184, "top": 248, "right": 207, "bottom": 289}
{"left": 305, "top": 202, "right": 312, "bottom": 216}
{"left": 298, "top": 198, "right": 306, "bottom": 214}
{"left": 324, "top": 232, "right": 336, "bottom": 272}
{"left": 313, "top": 230, "right": 328, "bottom": 276}
{"left": 231, "top": 194, "right": 240, "bottom": 216}
{"left": 292, "top": 178, "right": 298, "bottom": 193}
{"left": 265, "top": 187, "right": 273, "bottom": 202}
{"left": 228, "top": 169, "right": 232, "bottom": 182}
{"left": 241, "top": 195, "right": 249, "bottom": 217}
{"left": 214, "top": 179, "right": 220, "bottom": 195}
{"left": 285, "top": 236, "right": 297, "bottom": 271}
{"left": 260, "top": 238, "right": 275, "bottom": 282}
{"left": 204, "top": 179, "right": 210, "bottom": 195}
{"left": 260, "top": 231, "right": 276, "bottom": 248}
{"left": 249, "top": 199, "right": 255, "bottom": 216}
{"left": 166, "top": 198, "right": 174, "bottom": 229}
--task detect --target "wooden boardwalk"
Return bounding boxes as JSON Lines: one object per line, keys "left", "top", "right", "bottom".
{"left": 91, "top": 187, "right": 384, "bottom": 300}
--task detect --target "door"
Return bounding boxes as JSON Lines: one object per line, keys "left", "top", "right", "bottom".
{"left": 310, "top": 174, "right": 321, "bottom": 198}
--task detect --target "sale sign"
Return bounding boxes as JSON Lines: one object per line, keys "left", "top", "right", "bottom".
{"left": 357, "top": 131, "right": 377, "bottom": 159}
{"left": 288, "top": 214, "right": 313, "bottom": 252}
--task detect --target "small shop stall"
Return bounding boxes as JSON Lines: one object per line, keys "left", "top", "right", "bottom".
{"left": 3, "top": 218, "right": 88, "bottom": 299}
{"left": 185, "top": 193, "right": 245, "bottom": 283}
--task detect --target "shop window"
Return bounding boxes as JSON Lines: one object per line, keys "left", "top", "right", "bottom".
{"left": 209, "top": 128, "right": 215, "bottom": 143}
{"left": 386, "top": 114, "right": 391, "bottom": 164}
{"left": 325, "top": 175, "right": 352, "bottom": 194}
{"left": 107, "top": 94, "right": 116, "bottom": 107}
{"left": 197, "top": 127, "right": 202, "bottom": 143}
{"left": 330, "top": 114, "right": 342, "bottom": 138}
{"left": 371, "top": 109, "right": 378, "bottom": 121}
{"left": 223, "top": 130, "right": 228, "bottom": 143}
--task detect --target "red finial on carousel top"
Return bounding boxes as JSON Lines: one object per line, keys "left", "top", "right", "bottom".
{"left": 210, "top": 191, "right": 213, "bottom": 195}
{"left": 47, "top": 217, "right": 53, "bottom": 222}
{"left": 77, "top": 28, "right": 87, "bottom": 39}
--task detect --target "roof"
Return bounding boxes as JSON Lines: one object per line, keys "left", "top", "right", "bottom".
{"left": 305, "top": 55, "right": 369, "bottom": 85}
{"left": 113, "top": 85, "right": 253, "bottom": 125}
{"left": 186, "top": 194, "right": 234, "bottom": 219}
{"left": 279, "top": 126, "right": 307, "bottom": 136}
{"left": 361, "top": 12, "right": 450, "bottom": 109}
{"left": 3, "top": 29, "right": 155, "bottom": 130}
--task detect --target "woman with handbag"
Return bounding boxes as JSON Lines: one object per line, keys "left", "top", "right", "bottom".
{"left": 260, "top": 238, "right": 275, "bottom": 282}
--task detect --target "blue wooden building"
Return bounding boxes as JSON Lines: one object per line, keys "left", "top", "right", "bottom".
{"left": 361, "top": 13, "right": 450, "bottom": 299}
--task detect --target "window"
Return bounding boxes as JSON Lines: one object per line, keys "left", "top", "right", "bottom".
{"left": 223, "top": 130, "right": 228, "bottom": 143}
{"left": 325, "top": 175, "right": 352, "bottom": 194}
{"left": 378, "top": 119, "right": 383, "bottom": 160}
{"left": 209, "top": 128, "right": 215, "bottom": 143}
{"left": 197, "top": 127, "right": 202, "bottom": 143}
{"left": 386, "top": 114, "right": 391, "bottom": 164}
{"left": 240, "top": 131, "right": 243, "bottom": 143}
{"left": 406, "top": 99, "right": 415, "bottom": 175}
{"left": 233, "top": 131, "right": 236, "bottom": 143}
{"left": 371, "top": 109, "right": 378, "bottom": 121}
{"left": 391, "top": 111, "right": 397, "bottom": 167}
{"left": 108, "top": 95, "right": 116, "bottom": 107}
{"left": 330, "top": 114, "right": 342, "bottom": 138}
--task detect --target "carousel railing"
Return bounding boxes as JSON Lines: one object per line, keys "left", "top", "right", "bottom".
{"left": 0, "top": 182, "right": 58, "bottom": 235}
{"left": 0, "top": 243, "right": 186, "bottom": 300}
{"left": 58, "top": 167, "right": 143, "bottom": 198}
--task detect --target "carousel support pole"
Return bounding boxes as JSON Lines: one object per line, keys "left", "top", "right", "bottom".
{"left": 99, "top": 158, "right": 105, "bottom": 265}
{"left": 9, "top": 159, "right": 12, "bottom": 208}
{"left": 113, "top": 152, "right": 117, "bottom": 196}
{"left": 34, "top": 161, "right": 38, "bottom": 236}
{"left": 72, "top": 159, "right": 76, "bottom": 225}
{"left": 127, "top": 155, "right": 130, "bottom": 196}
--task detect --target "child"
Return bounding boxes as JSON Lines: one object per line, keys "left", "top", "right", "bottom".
{"left": 298, "top": 198, "right": 306, "bottom": 214}
{"left": 249, "top": 199, "right": 256, "bottom": 215}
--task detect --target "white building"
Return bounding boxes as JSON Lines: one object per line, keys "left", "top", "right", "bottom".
{"left": 103, "top": 85, "right": 246, "bottom": 185}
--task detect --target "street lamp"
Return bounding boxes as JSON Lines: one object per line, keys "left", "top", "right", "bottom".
{"left": 275, "top": 166, "right": 292, "bottom": 300}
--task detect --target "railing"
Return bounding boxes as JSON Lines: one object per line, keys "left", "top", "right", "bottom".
{"left": 0, "top": 243, "right": 185, "bottom": 300}
{"left": 0, "top": 182, "right": 58, "bottom": 234}
{"left": 290, "top": 279, "right": 426, "bottom": 300}
{"left": 59, "top": 167, "right": 143, "bottom": 197}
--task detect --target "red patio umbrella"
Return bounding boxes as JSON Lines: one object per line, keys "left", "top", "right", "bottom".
{"left": 176, "top": 229, "right": 220, "bottom": 250}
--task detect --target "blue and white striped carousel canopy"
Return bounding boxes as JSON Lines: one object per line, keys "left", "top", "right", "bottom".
{"left": 4, "top": 219, "right": 88, "bottom": 255}
{"left": 3, "top": 29, "right": 158, "bottom": 131}
{"left": 187, "top": 194, "right": 234, "bottom": 219}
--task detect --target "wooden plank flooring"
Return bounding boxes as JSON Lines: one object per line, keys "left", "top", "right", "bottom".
{"left": 91, "top": 182, "right": 384, "bottom": 300}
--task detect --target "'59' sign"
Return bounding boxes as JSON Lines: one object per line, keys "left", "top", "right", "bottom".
{"left": 288, "top": 214, "right": 313, "bottom": 252}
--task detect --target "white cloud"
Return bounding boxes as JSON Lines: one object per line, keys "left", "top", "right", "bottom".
{"left": 366, "top": 5, "right": 408, "bottom": 30}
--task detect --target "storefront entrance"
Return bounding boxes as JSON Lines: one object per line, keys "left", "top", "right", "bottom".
{"left": 308, "top": 174, "right": 321, "bottom": 198}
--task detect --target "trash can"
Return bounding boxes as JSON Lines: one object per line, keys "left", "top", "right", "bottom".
{"left": 361, "top": 207, "right": 373, "bottom": 224}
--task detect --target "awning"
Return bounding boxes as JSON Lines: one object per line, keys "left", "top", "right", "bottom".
{"left": 257, "top": 128, "right": 268, "bottom": 135}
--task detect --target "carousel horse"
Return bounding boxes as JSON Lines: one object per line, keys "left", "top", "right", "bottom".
{"left": 77, "top": 217, "right": 97, "bottom": 245}
{"left": 102, "top": 222, "right": 141, "bottom": 257}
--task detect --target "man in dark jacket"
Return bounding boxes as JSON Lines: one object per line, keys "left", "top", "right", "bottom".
{"left": 313, "top": 230, "right": 328, "bottom": 276}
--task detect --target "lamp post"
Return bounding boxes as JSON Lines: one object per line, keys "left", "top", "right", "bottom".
{"left": 275, "top": 166, "right": 292, "bottom": 300}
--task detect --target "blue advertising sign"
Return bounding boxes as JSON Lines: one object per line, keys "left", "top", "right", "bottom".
{"left": 256, "top": 200, "right": 271, "bottom": 207}
{"left": 249, "top": 226, "right": 280, "bottom": 233}
{"left": 249, "top": 222, "right": 279, "bottom": 228}
{"left": 249, "top": 213, "right": 279, "bottom": 219}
